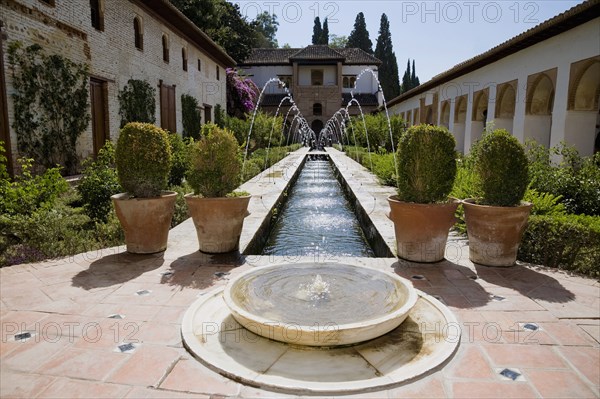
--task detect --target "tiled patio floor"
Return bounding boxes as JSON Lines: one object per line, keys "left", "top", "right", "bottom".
{"left": 1, "top": 237, "right": 598, "bottom": 398}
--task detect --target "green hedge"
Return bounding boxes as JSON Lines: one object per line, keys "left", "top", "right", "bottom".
{"left": 519, "top": 214, "right": 600, "bottom": 277}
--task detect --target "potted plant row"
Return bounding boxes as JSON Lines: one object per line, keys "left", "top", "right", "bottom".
{"left": 112, "top": 122, "right": 177, "bottom": 254}
{"left": 185, "top": 123, "right": 251, "bottom": 254}
{"left": 387, "top": 124, "right": 459, "bottom": 263}
{"left": 463, "top": 129, "right": 531, "bottom": 267}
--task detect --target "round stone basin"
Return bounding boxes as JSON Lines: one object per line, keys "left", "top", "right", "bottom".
{"left": 223, "top": 263, "right": 418, "bottom": 346}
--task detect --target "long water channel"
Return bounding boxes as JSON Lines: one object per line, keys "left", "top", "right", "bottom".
{"left": 262, "top": 156, "right": 374, "bottom": 258}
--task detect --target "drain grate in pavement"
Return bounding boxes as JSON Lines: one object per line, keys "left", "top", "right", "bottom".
{"left": 160, "top": 271, "right": 174, "bottom": 278}
{"left": 214, "top": 272, "right": 230, "bottom": 278}
{"left": 14, "top": 332, "right": 32, "bottom": 342}
{"left": 116, "top": 343, "right": 137, "bottom": 353}
{"left": 469, "top": 275, "right": 478, "bottom": 280}
{"left": 490, "top": 295, "right": 506, "bottom": 302}
{"left": 411, "top": 275, "right": 426, "bottom": 280}
{"left": 522, "top": 323, "right": 539, "bottom": 331}
{"left": 499, "top": 368, "right": 521, "bottom": 381}
{"left": 108, "top": 314, "right": 124, "bottom": 319}
{"left": 135, "top": 289, "right": 151, "bottom": 296}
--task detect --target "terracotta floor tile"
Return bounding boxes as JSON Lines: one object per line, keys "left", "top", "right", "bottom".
{"left": 557, "top": 346, "right": 600, "bottom": 387}
{"left": 525, "top": 369, "right": 598, "bottom": 398}
{"left": 36, "top": 377, "right": 132, "bottom": 398}
{"left": 107, "top": 345, "right": 181, "bottom": 386}
{"left": 83, "top": 303, "right": 160, "bottom": 322}
{"left": 387, "top": 375, "right": 447, "bottom": 398}
{"left": 72, "top": 319, "right": 146, "bottom": 350}
{"left": 151, "top": 306, "right": 186, "bottom": 324}
{"left": 37, "top": 347, "right": 128, "bottom": 381}
{"left": 540, "top": 322, "right": 598, "bottom": 346}
{"left": 452, "top": 381, "right": 537, "bottom": 398}
{"left": 160, "top": 359, "right": 240, "bottom": 395}
{"left": 579, "top": 324, "right": 600, "bottom": 344}
{"left": 2, "top": 339, "right": 71, "bottom": 373}
{"left": 238, "top": 385, "right": 300, "bottom": 398}
{"left": 445, "top": 345, "right": 495, "bottom": 379}
{"left": 0, "top": 371, "right": 56, "bottom": 398}
{"left": 124, "top": 386, "right": 209, "bottom": 398}
{"left": 482, "top": 344, "right": 567, "bottom": 368}
{"left": 137, "top": 322, "right": 182, "bottom": 346}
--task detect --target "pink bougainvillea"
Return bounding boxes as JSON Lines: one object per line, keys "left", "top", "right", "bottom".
{"left": 226, "top": 68, "right": 259, "bottom": 118}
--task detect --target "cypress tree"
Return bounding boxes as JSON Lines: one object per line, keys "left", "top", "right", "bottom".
{"left": 346, "top": 12, "right": 373, "bottom": 54}
{"left": 374, "top": 14, "right": 400, "bottom": 100}
{"left": 401, "top": 59, "right": 411, "bottom": 94}
{"left": 312, "top": 17, "right": 322, "bottom": 45}
{"left": 412, "top": 59, "right": 420, "bottom": 87}
{"left": 321, "top": 18, "right": 329, "bottom": 44}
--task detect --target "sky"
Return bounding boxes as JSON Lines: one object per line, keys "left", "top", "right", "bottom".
{"left": 233, "top": 0, "right": 584, "bottom": 82}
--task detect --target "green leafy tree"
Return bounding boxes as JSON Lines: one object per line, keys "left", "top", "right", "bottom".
{"left": 374, "top": 14, "right": 400, "bottom": 100}
{"left": 118, "top": 79, "right": 156, "bottom": 127}
{"left": 252, "top": 12, "right": 279, "bottom": 48}
{"left": 401, "top": 59, "right": 420, "bottom": 93}
{"left": 329, "top": 34, "right": 348, "bottom": 48}
{"left": 7, "top": 42, "right": 90, "bottom": 175}
{"left": 312, "top": 17, "right": 323, "bottom": 45}
{"left": 321, "top": 18, "right": 329, "bottom": 45}
{"left": 170, "top": 0, "right": 257, "bottom": 62}
{"left": 181, "top": 94, "right": 202, "bottom": 139}
{"left": 346, "top": 12, "right": 373, "bottom": 54}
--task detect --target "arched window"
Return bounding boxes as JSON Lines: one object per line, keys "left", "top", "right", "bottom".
{"left": 133, "top": 17, "right": 143, "bottom": 50}
{"left": 162, "top": 34, "right": 169, "bottom": 63}
{"left": 527, "top": 74, "right": 554, "bottom": 115}
{"left": 90, "top": 0, "right": 104, "bottom": 31}
{"left": 182, "top": 48, "right": 188, "bottom": 71}
{"left": 216, "top": 65, "right": 220, "bottom": 80}
{"left": 313, "top": 103, "right": 322, "bottom": 116}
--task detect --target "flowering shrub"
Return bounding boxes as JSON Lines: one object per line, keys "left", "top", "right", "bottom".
{"left": 226, "top": 68, "right": 259, "bottom": 118}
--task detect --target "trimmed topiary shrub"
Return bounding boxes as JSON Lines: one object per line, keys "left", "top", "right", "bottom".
{"left": 518, "top": 213, "right": 600, "bottom": 277}
{"left": 115, "top": 122, "right": 172, "bottom": 198}
{"left": 167, "top": 134, "right": 189, "bottom": 187}
{"left": 474, "top": 129, "right": 528, "bottom": 206}
{"left": 77, "top": 141, "right": 121, "bottom": 221}
{"left": 396, "top": 124, "right": 457, "bottom": 203}
{"left": 187, "top": 123, "right": 242, "bottom": 197}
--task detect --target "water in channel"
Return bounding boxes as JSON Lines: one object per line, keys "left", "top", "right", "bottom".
{"left": 262, "top": 158, "right": 374, "bottom": 258}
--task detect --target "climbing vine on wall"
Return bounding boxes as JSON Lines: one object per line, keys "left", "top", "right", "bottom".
{"left": 8, "top": 41, "right": 90, "bottom": 175}
{"left": 181, "top": 94, "right": 201, "bottom": 139}
{"left": 118, "top": 79, "right": 156, "bottom": 127}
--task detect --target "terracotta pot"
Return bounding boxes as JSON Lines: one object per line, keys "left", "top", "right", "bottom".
{"left": 111, "top": 191, "right": 177, "bottom": 254}
{"left": 185, "top": 194, "right": 251, "bottom": 253}
{"left": 463, "top": 199, "right": 532, "bottom": 267}
{"left": 387, "top": 196, "right": 459, "bottom": 263}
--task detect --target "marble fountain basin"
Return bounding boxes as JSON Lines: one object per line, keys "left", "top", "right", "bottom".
{"left": 222, "top": 263, "right": 418, "bottom": 346}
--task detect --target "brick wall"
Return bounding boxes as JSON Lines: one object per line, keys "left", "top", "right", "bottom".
{"left": 0, "top": 0, "right": 228, "bottom": 172}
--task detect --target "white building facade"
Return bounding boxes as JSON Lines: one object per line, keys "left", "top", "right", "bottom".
{"left": 387, "top": 1, "right": 600, "bottom": 156}
{"left": 0, "top": 0, "right": 235, "bottom": 175}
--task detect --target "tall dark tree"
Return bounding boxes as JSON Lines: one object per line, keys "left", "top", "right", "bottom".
{"left": 374, "top": 14, "right": 400, "bottom": 100}
{"left": 401, "top": 59, "right": 411, "bottom": 94}
{"left": 312, "top": 17, "right": 322, "bottom": 45}
{"left": 252, "top": 12, "right": 279, "bottom": 48}
{"left": 346, "top": 12, "right": 373, "bottom": 54}
{"left": 411, "top": 59, "right": 420, "bottom": 87}
{"left": 320, "top": 18, "right": 329, "bottom": 44}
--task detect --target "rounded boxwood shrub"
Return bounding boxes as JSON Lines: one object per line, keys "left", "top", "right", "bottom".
{"left": 115, "top": 122, "right": 172, "bottom": 198}
{"left": 474, "top": 129, "right": 529, "bottom": 207}
{"left": 396, "top": 124, "right": 457, "bottom": 203}
{"left": 187, "top": 123, "right": 242, "bottom": 197}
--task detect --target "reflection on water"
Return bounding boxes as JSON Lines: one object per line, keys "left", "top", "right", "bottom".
{"left": 262, "top": 159, "right": 374, "bottom": 257}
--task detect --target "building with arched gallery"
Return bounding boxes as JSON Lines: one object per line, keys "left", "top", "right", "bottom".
{"left": 387, "top": 0, "right": 600, "bottom": 156}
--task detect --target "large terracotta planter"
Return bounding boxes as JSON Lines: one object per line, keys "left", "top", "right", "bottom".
{"left": 111, "top": 191, "right": 177, "bottom": 254}
{"left": 185, "top": 194, "right": 251, "bottom": 253}
{"left": 463, "top": 199, "right": 532, "bottom": 267}
{"left": 387, "top": 196, "right": 459, "bottom": 263}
